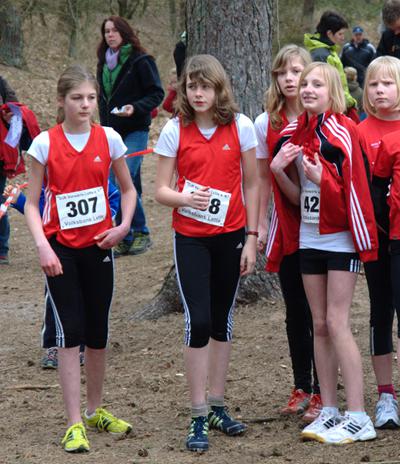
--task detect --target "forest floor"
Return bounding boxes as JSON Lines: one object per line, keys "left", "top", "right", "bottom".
{"left": 1, "top": 124, "right": 400, "bottom": 464}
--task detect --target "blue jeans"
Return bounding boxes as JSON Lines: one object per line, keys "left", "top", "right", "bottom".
{"left": 110, "top": 130, "right": 149, "bottom": 243}
{"left": 0, "top": 171, "right": 10, "bottom": 256}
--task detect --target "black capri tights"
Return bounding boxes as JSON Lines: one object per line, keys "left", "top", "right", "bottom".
{"left": 174, "top": 228, "right": 245, "bottom": 348}
{"left": 365, "top": 232, "right": 397, "bottom": 356}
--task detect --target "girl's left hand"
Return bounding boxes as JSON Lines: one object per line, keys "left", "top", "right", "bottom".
{"left": 115, "top": 104, "right": 134, "bottom": 117}
{"left": 240, "top": 237, "right": 257, "bottom": 276}
{"left": 303, "top": 152, "right": 322, "bottom": 186}
{"left": 94, "top": 225, "right": 129, "bottom": 249}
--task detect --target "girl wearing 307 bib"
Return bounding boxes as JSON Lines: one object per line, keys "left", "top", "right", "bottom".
{"left": 25, "top": 65, "right": 136, "bottom": 453}
{"left": 155, "top": 54, "right": 258, "bottom": 452}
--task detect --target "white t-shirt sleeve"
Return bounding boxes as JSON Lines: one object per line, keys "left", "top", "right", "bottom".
{"left": 254, "top": 112, "right": 269, "bottom": 159}
{"left": 27, "top": 131, "right": 50, "bottom": 165}
{"left": 155, "top": 118, "right": 180, "bottom": 158}
{"left": 103, "top": 126, "right": 128, "bottom": 160}
{"left": 235, "top": 114, "right": 258, "bottom": 152}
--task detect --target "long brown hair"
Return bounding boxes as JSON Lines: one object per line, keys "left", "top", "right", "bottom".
{"left": 176, "top": 54, "right": 239, "bottom": 126}
{"left": 97, "top": 16, "right": 147, "bottom": 71}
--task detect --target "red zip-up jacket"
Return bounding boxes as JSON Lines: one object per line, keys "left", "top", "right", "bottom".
{"left": 266, "top": 111, "right": 378, "bottom": 271}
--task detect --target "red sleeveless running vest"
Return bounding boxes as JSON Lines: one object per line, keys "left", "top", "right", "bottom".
{"left": 42, "top": 124, "right": 112, "bottom": 248}
{"left": 172, "top": 119, "right": 246, "bottom": 236}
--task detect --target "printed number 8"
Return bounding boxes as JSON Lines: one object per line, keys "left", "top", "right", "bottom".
{"left": 209, "top": 198, "right": 221, "bottom": 215}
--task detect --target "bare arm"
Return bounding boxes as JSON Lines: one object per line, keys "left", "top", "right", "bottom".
{"left": 270, "top": 143, "right": 301, "bottom": 205}
{"left": 94, "top": 156, "right": 136, "bottom": 249}
{"left": 257, "top": 158, "right": 272, "bottom": 251}
{"left": 240, "top": 147, "right": 259, "bottom": 276}
{"left": 155, "top": 155, "right": 211, "bottom": 209}
{"left": 25, "top": 157, "right": 63, "bottom": 276}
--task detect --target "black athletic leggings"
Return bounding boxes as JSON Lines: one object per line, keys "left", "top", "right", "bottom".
{"left": 365, "top": 232, "right": 396, "bottom": 356}
{"left": 279, "top": 252, "right": 319, "bottom": 394}
{"left": 174, "top": 228, "right": 245, "bottom": 348}
{"left": 390, "top": 240, "right": 400, "bottom": 346}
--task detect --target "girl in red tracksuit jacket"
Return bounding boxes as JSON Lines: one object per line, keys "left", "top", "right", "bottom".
{"left": 268, "top": 62, "right": 378, "bottom": 445}
{"left": 255, "top": 44, "right": 321, "bottom": 422}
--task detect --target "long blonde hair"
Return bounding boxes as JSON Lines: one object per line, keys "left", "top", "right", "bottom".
{"left": 363, "top": 56, "right": 400, "bottom": 116}
{"left": 265, "top": 45, "right": 311, "bottom": 130}
{"left": 298, "top": 62, "right": 346, "bottom": 114}
{"left": 176, "top": 54, "right": 239, "bottom": 126}
{"left": 56, "top": 64, "right": 99, "bottom": 124}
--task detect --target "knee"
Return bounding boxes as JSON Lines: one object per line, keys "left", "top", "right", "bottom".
{"left": 185, "top": 319, "right": 211, "bottom": 348}
{"left": 325, "top": 314, "right": 348, "bottom": 339}
{"left": 313, "top": 318, "right": 329, "bottom": 338}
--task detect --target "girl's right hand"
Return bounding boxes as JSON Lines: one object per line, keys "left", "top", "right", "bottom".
{"left": 186, "top": 186, "right": 211, "bottom": 210}
{"left": 270, "top": 143, "right": 302, "bottom": 174}
{"left": 38, "top": 243, "right": 63, "bottom": 277}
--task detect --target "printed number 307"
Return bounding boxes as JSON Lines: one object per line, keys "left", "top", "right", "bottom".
{"left": 66, "top": 197, "right": 98, "bottom": 217}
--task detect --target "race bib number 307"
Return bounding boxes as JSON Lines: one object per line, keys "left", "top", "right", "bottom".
{"left": 56, "top": 186, "right": 107, "bottom": 230}
{"left": 178, "top": 179, "right": 231, "bottom": 227}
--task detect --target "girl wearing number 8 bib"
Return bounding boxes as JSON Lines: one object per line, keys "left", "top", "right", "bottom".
{"left": 155, "top": 54, "right": 259, "bottom": 452}
{"left": 268, "top": 62, "right": 378, "bottom": 445}
{"left": 25, "top": 65, "right": 136, "bottom": 453}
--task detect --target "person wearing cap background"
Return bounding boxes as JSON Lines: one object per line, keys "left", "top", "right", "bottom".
{"left": 341, "top": 26, "right": 376, "bottom": 87}
{"left": 377, "top": 0, "right": 400, "bottom": 58}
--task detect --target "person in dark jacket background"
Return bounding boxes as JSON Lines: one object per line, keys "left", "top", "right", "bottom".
{"left": 304, "top": 11, "right": 358, "bottom": 119}
{"left": 377, "top": 0, "right": 400, "bottom": 58}
{"left": 0, "top": 76, "right": 18, "bottom": 264}
{"left": 97, "top": 16, "right": 164, "bottom": 256}
{"left": 341, "top": 26, "right": 376, "bottom": 87}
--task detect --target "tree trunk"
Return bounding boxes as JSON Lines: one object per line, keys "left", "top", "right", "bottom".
{"left": 302, "top": 0, "right": 315, "bottom": 34}
{"left": 132, "top": 255, "right": 281, "bottom": 321}
{"left": 186, "top": 0, "right": 273, "bottom": 120}
{"left": 134, "top": 0, "right": 278, "bottom": 320}
{"left": 0, "top": 1, "right": 24, "bottom": 68}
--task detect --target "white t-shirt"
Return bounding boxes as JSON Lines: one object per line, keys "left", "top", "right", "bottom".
{"left": 254, "top": 112, "right": 270, "bottom": 160}
{"left": 155, "top": 113, "right": 257, "bottom": 157}
{"left": 28, "top": 126, "right": 127, "bottom": 165}
{"left": 295, "top": 152, "right": 355, "bottom": 252}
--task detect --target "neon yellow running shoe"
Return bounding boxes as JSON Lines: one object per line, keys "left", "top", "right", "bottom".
{"left": 61, "top": 422, "right": 90, "bottom": 453}
{"left": 84, "top": 407, "right": 132, "bottom": 436}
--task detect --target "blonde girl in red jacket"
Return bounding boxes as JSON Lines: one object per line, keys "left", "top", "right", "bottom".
{"left": 268, "top": 62, "right": 378, "bottom": 445}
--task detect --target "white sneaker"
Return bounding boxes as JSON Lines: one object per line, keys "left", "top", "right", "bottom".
{"left": 375, "top": 393, "right": 400, "bottom": 429}
{"left": 301, "top": 410, "right": 341, "bottom": 441}
{"left": 318, "top": 412, "right": 376, "bottom": 445}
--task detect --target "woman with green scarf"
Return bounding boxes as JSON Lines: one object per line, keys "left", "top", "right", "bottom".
{"left": 97, "top": 16, "right": 164, "bottom": 256}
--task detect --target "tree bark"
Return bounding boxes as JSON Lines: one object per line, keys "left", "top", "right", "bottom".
{"left": 186, "top": 0, "right": 273, "bottom": 120}
{"left": 0, "top": 1, "right": 24, "bottom": 68}
{"left": 134, "top": 0, "right": 278, "bottom": 320}
{"left": 302, "top": 0, "right": 315, "bottom": 34}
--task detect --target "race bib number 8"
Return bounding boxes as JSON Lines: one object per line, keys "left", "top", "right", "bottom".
{"left": 56, "top": 186, "right": 107, "bottom": 230}
{"left": 301, "top": 188, "right": 320, "bottom": 224}
{"left": 178, "top": 179, "right": 231, "bottom": 227}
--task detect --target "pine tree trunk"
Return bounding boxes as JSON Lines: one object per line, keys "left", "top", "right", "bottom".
{"left": 134, "top": 0, "right": 278, "bottom": 320}
{"left": 186, "top": 0, "right": 274, "bottom": 120}
{"left": 0, "top": 1, "right": 24, "bottom": 68}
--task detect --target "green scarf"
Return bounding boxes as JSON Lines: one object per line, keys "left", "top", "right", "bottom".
{"left": 102, "top": 44, "right": 132, "bottom": 100}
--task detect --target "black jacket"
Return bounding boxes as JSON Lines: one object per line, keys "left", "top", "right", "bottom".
{"left": 97, "top": 51, "right": 164, "bottom": 137}
{"left": 377, "top": 29, "right": 400, "bottom": 59}
{"left": 341, "top": 39, "right": 376, "bottom": 87}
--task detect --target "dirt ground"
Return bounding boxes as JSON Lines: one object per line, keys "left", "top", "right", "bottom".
{"left": 1, "top": 134, "right": 400, "bottom": 464}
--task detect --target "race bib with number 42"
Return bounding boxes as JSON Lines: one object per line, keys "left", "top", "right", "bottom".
{"left": 56, "top": 186, "right": 107, "bottom": 230}
{"left": 301, "top": 188, "right": 320, "bottom": 224}
{"left": 177, "top": 179, "right": 231, "bottom": 227}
